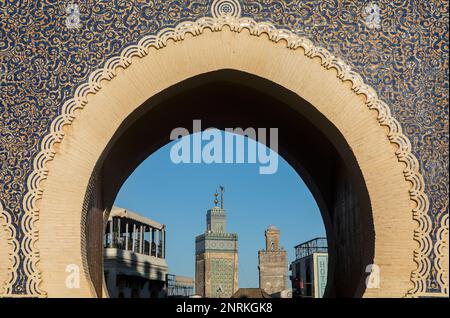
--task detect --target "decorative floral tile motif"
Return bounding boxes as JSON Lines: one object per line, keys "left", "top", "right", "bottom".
{"left": 0, "top": 0, "right": 447, "bottom": 296}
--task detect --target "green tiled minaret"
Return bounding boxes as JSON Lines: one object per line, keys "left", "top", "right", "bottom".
{"left": 195, "top": 187, "right": 238, "bottom": 297}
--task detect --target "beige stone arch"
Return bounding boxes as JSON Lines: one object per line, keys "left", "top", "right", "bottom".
{"left": 2, "top": 13, "right": 434, "bottom": 297}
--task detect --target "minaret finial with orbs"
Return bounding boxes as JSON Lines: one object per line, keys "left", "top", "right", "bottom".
{"left": 214, "top": 190, "right": 219, "bottom": 207}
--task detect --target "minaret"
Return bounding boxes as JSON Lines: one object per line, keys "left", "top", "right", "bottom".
{"left": 258, "top": 225, "right": 288, "bottom": 295}
{"left": 195, "top": 187, "right": 238, "bottom": 298}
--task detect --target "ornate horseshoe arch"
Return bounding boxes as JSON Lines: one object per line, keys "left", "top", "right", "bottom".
{"left": 1, "top": 0, "right": 443, "bottom": 298}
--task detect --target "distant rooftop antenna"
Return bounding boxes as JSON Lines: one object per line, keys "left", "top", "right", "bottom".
{"left": 219, "top": 185, "right": 225, "bottom": 209}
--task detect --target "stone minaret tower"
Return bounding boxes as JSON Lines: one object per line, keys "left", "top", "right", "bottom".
{"left": 195, "top": 187, "right": 238, "bottom": 297}
{"left": 258, "top": 225, "right": 288, "bottom": 295}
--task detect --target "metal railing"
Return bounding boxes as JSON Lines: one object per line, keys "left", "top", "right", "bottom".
{"left": 294, "top": 237, "right": 327, "bottom": 259}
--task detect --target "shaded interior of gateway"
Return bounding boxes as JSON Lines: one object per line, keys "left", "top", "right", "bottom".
{"left": 82, "top": 69, "right": 375, "bottom": 298}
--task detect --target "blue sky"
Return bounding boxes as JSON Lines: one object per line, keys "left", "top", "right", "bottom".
{"left": 114, "top": 132, "right": 326, "bottom": 288}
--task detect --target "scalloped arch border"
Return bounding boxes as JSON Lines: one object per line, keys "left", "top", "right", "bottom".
{"left": 1, "top": 13, "right": 437, "bottom": 297}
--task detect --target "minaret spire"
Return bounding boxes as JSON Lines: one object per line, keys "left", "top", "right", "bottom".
{"left": 214, "top": 190, "right": 219, "bottom": 207}
{"left": 219, "top": 185, "right": 225, "bottom": 209}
